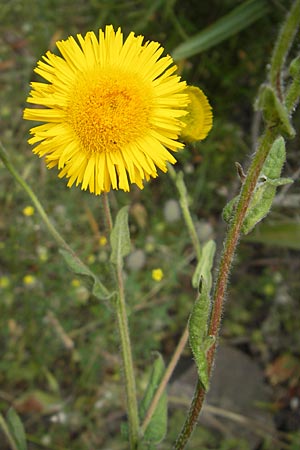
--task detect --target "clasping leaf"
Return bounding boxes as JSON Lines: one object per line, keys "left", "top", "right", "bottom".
{"left": 139, "top": 353, "right": 167, "bottom": 445}
{"left": 223, "top": 137, "right": 293, "bottom": 234}
{"left": 110, "top": 206, "right": 131, "bottom": 267}
{"left": 189, "top": 279, "right": 215, "bottom": 391}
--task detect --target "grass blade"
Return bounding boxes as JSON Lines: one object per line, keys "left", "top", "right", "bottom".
{"left": 172, "top": 0, "right": 269, "bottom": 60}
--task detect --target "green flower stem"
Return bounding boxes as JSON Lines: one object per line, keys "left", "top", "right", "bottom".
{"left": 168, "top": 164, "right": 202, "bottom": 259}
{"left": 270, "top": 0, "right": 300, "bottom": 99}
{"left": 174, "top": 127, "right": 278, "bottom": 450}
{"left": 116, "top": 265, "right": 140, "bottom": 449}
{"left": 102, "top": 192, "right": 113, "bottom": 231}
{"left": 102, "top": 195, "right": 139, "bottom": 449}
{"left": 0, "top": 142, "right": 109, "bottom": 297}
{"left": 0, "top": 142, "right": 70, "bottom": 253}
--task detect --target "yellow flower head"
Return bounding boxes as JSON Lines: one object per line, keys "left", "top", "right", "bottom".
{"left": 71, "top": 278, "right": 81, "bottom": 288}
{"left": 23, "top": 26, "right": 191, "bottom": 195}
{"left": 0, "top": 276, "right": 10, "bottom": 288}
{"left": 98, "top": 235, "right": 108, "bottom": 247}
{"left": 23, "top": 205, "right": 35, "bottom": 217}
{"left": 152, "top": 268, "right": 164, "bottom": 282}
{"left": 180, "top": 86, "right": 213, "bottom": 143}
{"left": 23, "top": 274, "right": 36, "bottom": 286}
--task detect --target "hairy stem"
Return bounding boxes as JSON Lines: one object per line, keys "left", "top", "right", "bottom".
{"left": 270, "top": 0, "right": 300, "bottom": 99}
{"left": 102, "top": 195, "right": 139, "bottom": 448}
{"left": 174, "top": 127, "right": 278, "bottom": 449}
{"left": 116, "top": 263, "right": 140, "bottom": 448}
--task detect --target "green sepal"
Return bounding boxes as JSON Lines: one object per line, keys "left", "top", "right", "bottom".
{"left": 192, "top": 240, "right": 216, "bottom": 292}
{"left": 59, "top": 248, "right": 112, "bottom": 300}
{"left": 110, "top": 206, "right": 131, "bottom": 267}
{"left": 256, "top": 84, "right": 295, "bottom": 138}
{"left": 188, "top": 279, "right": 214, "bottom": 391}
{"left": 139, "top": 353, "right": 167, "bottom": 444}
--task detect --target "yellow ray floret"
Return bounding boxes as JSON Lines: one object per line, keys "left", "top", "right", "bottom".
{"left": 23, "top": 25, "right": 211, "bottom": 194}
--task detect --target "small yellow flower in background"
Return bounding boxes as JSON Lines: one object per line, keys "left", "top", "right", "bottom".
{"left": 87, "top": 254, "right": 96, "bottom": 264}
{"left": 23, "top": 25, "right": 193, "bottom": 195}
{"left": 37, "top": 245, "right": 48, "bottom": 262}
{"left": 152, "top": 268, "right": 164, "bottom": 282}
{"left": 99, "top": 235, "right": 108, "bottom": 247}
{"left": 0, "top": 276, "right": 10, "bottom": 288}
{"left": 180, "top": 86, "right": 213, "bottom": 143}
{"left": 71, "top": 278, "right": 81, "bottom": 287}
{"left": 23, "top": 274, "right": 36, "bottom": 286}
{"left": 23, "top": 206, "right": 35, "bottom": 217}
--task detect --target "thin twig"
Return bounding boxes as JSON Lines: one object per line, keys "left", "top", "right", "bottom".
{"left": 141, "top": 325, "right": 189, "bottom": 434}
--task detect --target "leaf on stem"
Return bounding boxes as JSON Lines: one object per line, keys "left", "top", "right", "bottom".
{"left": 256, "top": 84, "right": 295, "bottom": 137}
{"left": 110, "top": 206, "right": 131, "bottom": 266}
{"left": 223, "top": 137, "right": 293, "bottom": 234}
{"left": 286, "top": 55, "right": 300, "bottom": 112}
{"left": 6, "top": 408, "right": 27, "bottom": 450}
{"left": 192, "top": 240, "right": 216, "bottom": 292}
{"left": 59, "top": 248, "right": 112, "bottom": 300}
{"left": 139, "top": 353, "right": 167, "bottom": 444}
{"left": 189, "top": 279, "right": 214, "bottom": 391}
{"left": 242, "top": 136, "right": 293, "bottom": 233}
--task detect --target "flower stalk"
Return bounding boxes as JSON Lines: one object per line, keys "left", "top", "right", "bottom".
{"left": 168, "top": 164, "right": 202, "bottom": 260}
{"left": 115, "top": 264, "right": 140, "bottom": 448}
{"left": 0, "top": 141, "right": 72, "bottom": 253}
{"left": 102, "top": 195, "right": 139, "bottom": 449}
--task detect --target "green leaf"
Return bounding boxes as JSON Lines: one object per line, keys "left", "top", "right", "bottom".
{"left": 171, "top": 0, "right": 269, "bottom": 60}
{"left": 188, "top": 280, "right": 214, "bottom": 391}
{"left": 6, "top": 408, "right": 27, "bottom": 450}
{"left": 289, "top": 54, "right": 300, "bottom": 78}
{"left": 192, "top": 240, "right": 216, "bottom": 292}
{"left": 59, "top": 248, "right": 112, "bottom": 300}
{"left": 222, "top": 195, "right": 238, "bottom": 224}
{"left": 256, "top": 85, "right": 295, "bottom": 137}
{"left": 223, "top": 137, "right": 293, "bottom": 234}
{"left": 140, "top": 353, "right": 167, "bottom": 444}
{"left": 110, "top": 206, "right": 131, "bottom": 266}
{"left": 242, "top": 137, "right": 293, "bottom": 234}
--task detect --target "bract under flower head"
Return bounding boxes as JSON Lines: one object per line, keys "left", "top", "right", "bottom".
{"left": 180, "top": 86, "right": 213, "bottom": 143}
{"left": 23, "top": 25, "right": 190, "bottom": 194}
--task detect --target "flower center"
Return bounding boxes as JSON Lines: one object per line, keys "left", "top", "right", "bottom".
{"left": 67, "top": 68, "right": 153, "bottom": 154}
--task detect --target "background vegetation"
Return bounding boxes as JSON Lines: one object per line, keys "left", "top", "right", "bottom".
{"left": 0, "top": 0, "right": 300, "bottom": 448}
